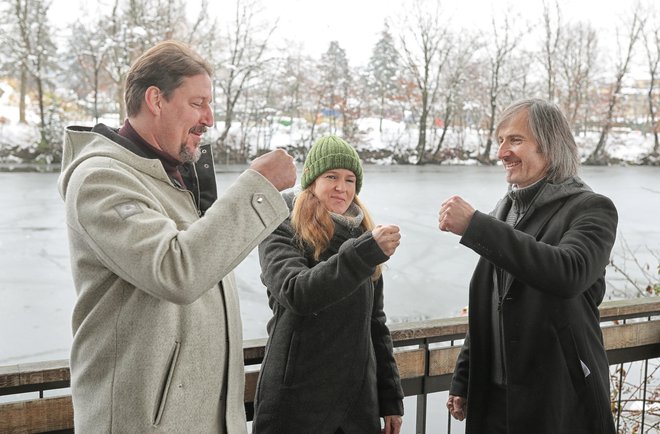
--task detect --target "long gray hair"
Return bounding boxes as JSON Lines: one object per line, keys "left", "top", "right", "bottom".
{"left": 496, "top": 99, "right": 579, "bottom": 183}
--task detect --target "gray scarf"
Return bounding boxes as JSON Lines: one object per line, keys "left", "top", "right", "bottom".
{"left": 330, "top": 202, "right": 364, "bottom": 230}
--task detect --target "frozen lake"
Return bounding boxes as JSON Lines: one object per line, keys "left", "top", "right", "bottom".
{"left": 1, "top": 164, "right": 658, "bottom": 433}
{"left": 1, "top": 165, "right": 658, "bottom": 365}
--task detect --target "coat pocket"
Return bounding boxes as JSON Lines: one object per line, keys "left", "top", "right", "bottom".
{"left": 557, "top": 326, "right": 587, "bottom": 391}
{"left": 282, "top": 331, "right": 299, "bottom": 387}
{"left": 152, "top": 341, "right": 181, "bottom": 426}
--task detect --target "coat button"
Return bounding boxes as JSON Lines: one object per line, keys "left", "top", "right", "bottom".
{"left": 256, "top": 196, "right": 264, "bottom": 204}
{"left": 202, "top": 149, "right": 207, "bottom": 154}
{"left": 204, "top": 163, "right": 210, "bottom": 169}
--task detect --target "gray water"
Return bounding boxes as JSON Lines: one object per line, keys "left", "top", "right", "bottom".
{"left": 0, "top": 166, "right": 658, "bottom": 433}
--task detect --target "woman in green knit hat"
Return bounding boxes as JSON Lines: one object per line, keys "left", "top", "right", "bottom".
{"left": 252, "top": 135, "right": 405, "bottom": 434}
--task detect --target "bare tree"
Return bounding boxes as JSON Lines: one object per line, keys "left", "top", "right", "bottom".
{"left": 432, "top": 34, "right": 481, "bottom": 158}
{"left": 479, "top": 11, "right": 525, "bottom": 163}
{"left": 95, "top": 0, "right": 200, "bottom": 122}
{"left": 101, "top": 0, "right": 148, "bottom": 122}
{"left": 185, "top": 0, "right": 218, "bottom": 50}
{"left": 67, "top": 20, "right": 113, "bottom": 124}
{"left": 214, "top": 0, "right": 277, "bottom": 159}
{"left": 397, "top": 0, "right": 452, "bottom": 165}
{"left": 641, "top": 8, "right": 660, "bottom": 156}
{"left": 540, "top": 0, "right": 562, "bottom": 102}
{"left": 272, "top": 44, "right": 314, "bottom": 125}
{"left": 118, "top": 0, "right": 188, "bottom": 50}
{"left": 1, "top": 0, "right": 57, "bottom": 140}
{"left": 265, "top": 44, "right": 321, "bottom": 152}
{"left": 586, "top": 8, "right": 644, "bottom": 164}
{"left": 557, "top": 22, "right": 599, "bottom": 132}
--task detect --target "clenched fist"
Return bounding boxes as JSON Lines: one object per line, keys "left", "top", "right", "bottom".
{"left": 447, "top": 395, "right": 468, "bottom": 421}
{"left": 372, "top": 224, "right": 401, "bottom": 257}
{"left": 250, "top": 149, "right": 297, "bottom": 191}
{"left": 438, "top": 195, "right": 475, "bottom": 236}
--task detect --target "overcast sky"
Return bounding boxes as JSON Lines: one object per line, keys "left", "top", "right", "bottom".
{"left": 49, "top": 0, "right": 641, "bottom": 66}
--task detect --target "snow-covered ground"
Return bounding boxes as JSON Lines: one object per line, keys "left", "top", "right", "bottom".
{"left": 1, "top": 79, "right": 656, "bottom": 165}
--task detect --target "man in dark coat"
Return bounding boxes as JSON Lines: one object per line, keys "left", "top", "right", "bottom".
{"left": 439, "top": 98, "right": 617, "bottom": 434}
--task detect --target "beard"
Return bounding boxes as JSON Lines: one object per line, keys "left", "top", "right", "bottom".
{"left": 179, "top": 125, "right": 208, "bottom": 163}
{"left": 179, "top": 144, "right": 201, "bottom": 163}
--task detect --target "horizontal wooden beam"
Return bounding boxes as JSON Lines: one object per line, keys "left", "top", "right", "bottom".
{"left": 599, "top": 297, "right": 660, "bottom": 321}
{"left": 603, "top": 319, "right": 660, "bottom": 350}
{"left": 394, "top": 348, "right": 426, "bottom": 379}
{"left": 0, "top": 396, "right": 73, "bottom": 434}
{"left": 390, "top": 316, "right": 468, "bottom": 343}
{"left": 429, "top": 346, "right": 462, "bottom": 377}
{"left": 0, "top": 360, "right": 70, "bottom": 396}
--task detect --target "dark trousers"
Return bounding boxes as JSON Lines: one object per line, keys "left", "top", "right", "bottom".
{"left": 483, "top": 384, "right": 508, "bottom": 434}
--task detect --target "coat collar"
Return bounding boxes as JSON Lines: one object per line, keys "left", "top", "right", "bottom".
{"left": 59, "top": 124, "right": 218, "bottom": 214}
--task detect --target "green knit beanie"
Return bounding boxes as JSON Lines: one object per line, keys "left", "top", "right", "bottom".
{"left": 301, "top": 135, "right": 363, "bottom": 194}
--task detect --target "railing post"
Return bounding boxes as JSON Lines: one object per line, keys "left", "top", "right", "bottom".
{"left": 416, "top": 339, "right": 429, "bottom": 434}
{"left": 615, "top": 317, "right": 627, "bottom": 432}
{"left": 640, "top": 314, "right": 651, "bottom": 432}
{"left": 446, "top": 338, "right": 455, "bottom": 434}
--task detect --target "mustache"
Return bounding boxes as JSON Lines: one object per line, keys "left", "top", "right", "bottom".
{"left": 189, "top": 125, "right": 208, "bottom": 135}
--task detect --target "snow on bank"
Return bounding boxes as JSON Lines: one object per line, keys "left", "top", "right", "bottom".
{"left": 0, "top": 80, "right": 656, "bottom": 165}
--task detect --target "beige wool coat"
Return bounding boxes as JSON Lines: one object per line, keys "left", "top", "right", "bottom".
{"left": 58, "top": 125, "right": 288, "bottom": 433}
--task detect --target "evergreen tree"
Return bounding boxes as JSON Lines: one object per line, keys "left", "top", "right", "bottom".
{"left": 367, "top": 23, "right": 401, "bottom": 132}
{"left": 317, "top": 41, "right": 352, "bottom": 138}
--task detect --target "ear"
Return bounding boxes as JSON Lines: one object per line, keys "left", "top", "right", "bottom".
{"left": 144, "top": 86, "right": 162, "bottom": 116}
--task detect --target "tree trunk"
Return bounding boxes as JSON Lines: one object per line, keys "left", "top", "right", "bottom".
{"left": 93, "top": 67, "right": 100, "bottom": 124}
{"left": 416, "top": 114, "right": 428, "bottom": 165}
{"left": 36, "top": 76, "right": 47, "bottom": 148}
{"left": 648, "top": 74, "right": 659, "bottom": 154}
{"left": 416, "top": 91, "right": 429, "bottom": 165}
{"left": 588, "top": 89, "right": 617, "bottom": 163}
{"left": 116, "top": 83, "right": 126, "bottom": 123}
{"left": 432, "top": 106, "right": 452, "bottom": 157}
{"left": 481, "top": 101, "right": 497, "bottom": 163}
{"left": 432, "top": 124, "right": 450, "bottom": 158}
{"left": 19, "top": 66, "right": 27, "bottom": 124}
{"left": 379, "top": 94, "right": 386, "bottom": 133}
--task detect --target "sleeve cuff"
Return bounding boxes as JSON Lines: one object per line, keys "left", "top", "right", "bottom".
{"left": 354, "top": 231, "right": 389, "bottom": 267}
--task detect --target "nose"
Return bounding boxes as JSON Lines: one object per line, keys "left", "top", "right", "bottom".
{"left": 497, "top": 141, "right": 511, "bottom": 160}
{"left": 334, "top": 181, "right": 346, "bottom": 192}
{"left": 201, "top": 105, "right": 214, "bottom": 127}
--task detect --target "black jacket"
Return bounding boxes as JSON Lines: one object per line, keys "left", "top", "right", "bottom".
{"left": 450, "top": 177, "right": 618, "bottom": 434}
{"left": 253, "top": 194, "right": 404, "bottom": 434}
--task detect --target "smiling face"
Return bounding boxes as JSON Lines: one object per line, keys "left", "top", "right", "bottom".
{"left": 496, "top": 109, "right": 549, "bottom": 188}
{"left": 155, "top": 73, "right": 214, "bottom": 163}
{"left": 312, "top": 168, "right": 357, "bottom": 214}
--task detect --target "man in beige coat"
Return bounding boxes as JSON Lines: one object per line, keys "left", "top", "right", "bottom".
{"left": 58, "top": 41, "right": 296, "bottom": 433}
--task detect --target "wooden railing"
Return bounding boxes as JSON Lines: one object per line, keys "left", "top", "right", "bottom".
{"left": 1, "top": 297, "right": 659, "bottom": 434}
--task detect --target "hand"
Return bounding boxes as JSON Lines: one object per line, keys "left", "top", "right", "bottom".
{"left": 382, "top": 415, "right": 402, "bottom": 434}
{"left": 438, "top": 195, "right": 475, "bottom": 236}
{"left": 447, "top": 394, "right": 468, "bottom": 421}
{"left": 372, "top": 224, "right": 401, "bottom": 257}
{"left": 250, "top": 149, "right": 296, "bottom": 191}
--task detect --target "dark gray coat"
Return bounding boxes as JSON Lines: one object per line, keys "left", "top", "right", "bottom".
{"left": 450, "top": 177, "right": 617, "bottom": 434}
{"left": 253, "top": 195, "right": 404, "bottom": 434}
